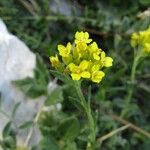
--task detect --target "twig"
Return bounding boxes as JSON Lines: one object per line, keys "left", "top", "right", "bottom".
{"left": 98, "top": 124, "right": 131, "bottom": 142}
{"left": 18, "top": 0, "right": 37, "bottom": 16}
{"left": 24, "top": 106, "right": 43, "bottom": 147}
{"left": 110, "top": 114, "right": 150, "bottom": 138}
{"left": 24, "top": 78, "right": 58, "bottom": 147}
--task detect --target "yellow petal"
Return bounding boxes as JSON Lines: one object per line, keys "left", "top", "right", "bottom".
{"left": 131, "top": 33, "right": 138, "bottom": 47}
{"left": 93, "top": 53, "right": 100, "bottom": 60}
{"left": 68, "top": 63, "right": 77, "bottom": 72}
{"left": 71, "top": 73, "right": 81, "bottom": 80}
{"left": 75, "top": 31, "right": 80, "bottom": 40}
{"left": 91, "top": 65, "right": 100, "bottom": 72}
{"left": 79, "top": 60, "right": 89, "bottom": 70}
{"left": 50, "top": 55, "right": 59, "bottom": 68}
{"left": 145, "top": 43, "right": 150, "bottom": 53}
{"left": 81, "top": 71, "right": 90, "bottom": 78}
{"left": 77, "top": 43, "right": 87, "bottom": 51}
{"left": 101, "top": 51, "right": 106, "bottom": 60}
{"left": 58, "top": 44, "right": 66, "bottom": 57}
{"left": 91, "top": 42, "right": 98, "bottom": 50}
{"left": 66, "top": 42, "right": 72, "bottom": 53}
{"left": 104, "top": 57, "right": 113, "bottom": 67}
{"left": 91, "top": 71, "right": 105, "bottom": 83}
{"left": 84, "top": 32, "right": 89, "bottom": 39}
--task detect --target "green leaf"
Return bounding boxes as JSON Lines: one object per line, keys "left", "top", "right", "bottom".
{"left": 63, "top": 142, "right": 77, "bottom": 150}
{"left": 50, "top": 70, "right": 72, "bottom": 84}
{"left": 35, "top": 54, "right": 50, "bottom": 85}
{"left": 69, "top": 96, "right": 84, "bottom": 111}
{"left": 19, "top": 121, "right": 33, "bottom": 130}
{"left": 58, "top": 117, "right": 80, "bottom": 141}
{"left": 12, "top": 102, "right": 21, "bottom": 118}
{"left": 39, "top": 136, "right": 60, "bottom": 150}
{"left": 13, "top": 77, "right": 47, "bottom": 98}
{"left": 45, "top": 87, "right": 64, "bottom": 106}
{"left": 2, "top": 122, "right": 12, "bottom": 138}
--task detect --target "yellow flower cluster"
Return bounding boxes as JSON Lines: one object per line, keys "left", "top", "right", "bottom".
{"left": 50, "top": 31, "right": 113, "bottom": 83}
{"left": 131, "top": 27, "right": 150, "bottom": 53}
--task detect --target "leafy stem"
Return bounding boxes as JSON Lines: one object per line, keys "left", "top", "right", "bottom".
{"left": 73, "top": 81, "right": 96, "bottom": 149}
{"left": 121, "top": 48, "right": 142, "bottom": 118}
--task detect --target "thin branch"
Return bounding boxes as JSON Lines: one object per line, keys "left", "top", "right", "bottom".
{"left": 24, "top": 106, "right": 43, "bottom": 147}
{"left": 98, "top": 124, "right": 131, "bottom": 142}
{"left": 18, "top": 0, "right": 37, "bottom": 16}
{"left": 110, "top": 114, "right": 150, "bottom": 138}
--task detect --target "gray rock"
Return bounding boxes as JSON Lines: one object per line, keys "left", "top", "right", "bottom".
{"left": 0, "top": 19, "right": 40, "bottom": 147}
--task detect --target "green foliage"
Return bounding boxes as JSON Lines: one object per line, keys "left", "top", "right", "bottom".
{"left": 13, "top": 55, "right": 49, "bottom": 98}
{"left": 0, "top": 0, "right": 150, "bottom": 149}
{"left": 58, "top": 116, "right": 80, "bottom": 142}
{"left": 1, "top": 122, "right": 16, "bottom": 149}
{"left": 45, "top": 86, "right": 64, "bottom": 106}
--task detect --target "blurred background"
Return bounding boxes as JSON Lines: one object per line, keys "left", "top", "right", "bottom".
{"left": 0, "top": 0, "right": 150, "bottom": 150}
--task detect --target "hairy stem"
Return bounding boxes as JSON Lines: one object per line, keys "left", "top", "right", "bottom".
{"left": 74, "top": 81, "right": 95, "bottom": 147}
{"left": 121, "top": 49, "right": 141, "bottom": 118}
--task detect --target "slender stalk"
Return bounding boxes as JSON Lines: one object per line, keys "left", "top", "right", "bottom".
{"left": 121, "top": 48, "right": 141, "bottom": 118}
{"left": 111, "top": 114, "right": 150, "bottom": 137}
{"left": 98, "top": 124, "right": 130, "bottom": 143}
{"left": 73, "top": 81, "right": 96, "bottom": 147}
{"left": 24, "top": 106, "right": 43, "bottom": 147}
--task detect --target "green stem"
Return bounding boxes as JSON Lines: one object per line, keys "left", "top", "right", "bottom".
{"left": 73, "top": 81, "right": 95, "bottom": 147}
{"left": 121, "top": 49, "right": 141, "bottom": 118}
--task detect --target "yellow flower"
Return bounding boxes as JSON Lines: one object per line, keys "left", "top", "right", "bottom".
{"left": 91, "top": 71, "right": 105, "bottom": 83}
{"left": 131, "top": 33, "right": 139, "bottom": 48}
{"left": 68, "top": 60, "right": 90, "bottom": 80}
{"left": 90, "top": 64, "right": 105, "bottom": 83}
{"left": 145, "top": 43, "right": 150, "bottom": 53}
{"left": 88, "top": 42, "right": 101, "bottom": 60}
{"left": 50, "top": 54, "right": 59, "bottom": 68}
{"left": 58, "top": 42, "right": 72, "bottom": 57}
{"left": 75, "top": 31, "right": 92, "bottom": 44}
{"left": 101, "top": 51, "right": 113, "bottom": 67}
{"left": 131, "top": 27, "right": 150, "bottom": 53}
{"left": 50, "top": 31, "right": 113, "bottom": 83}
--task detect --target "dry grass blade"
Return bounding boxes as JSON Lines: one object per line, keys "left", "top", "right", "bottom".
{"left": 98, "top": 124, "right": 131, "bottom": 143}
{"left": 18, "top": 0, "right": 37, "bottom": 16}
{"left": 111, "top": 114, "right": 150, "bottom": 138}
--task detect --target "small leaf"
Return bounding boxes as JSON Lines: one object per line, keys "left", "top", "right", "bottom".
{"left": 19, "top": 121, "right": 33, "bottom": 130}
{"left": 35, "top": 54, "right": 50, "bottom": 85}
{"left": 13, "top": 77, "right": 47, "bottom": 98}
{"left": 69, "top": 96, "right": 84, "bottom": 111}
{"left": 39, "top": 136, "right": 60, "bottom": 150}
{"left": 63, "top": 142, "right": 77, "bottom": 150}
{"left": 12, "top": 102, "right": 21, "bottom": 118}
{"left": 58, "top": 116, "right": 80, "bottom": 141}
{"left": 2, "top": 122, "right": 12, "bottom": 138}
{"left": 45, "top": 87, "right": 64, "bottom": 106}
{"left": 50, "top": 70, "right": 72, "bottom": 84}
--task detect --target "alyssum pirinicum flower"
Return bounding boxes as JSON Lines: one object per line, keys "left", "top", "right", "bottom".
{"left": 50, "top": 31, "right": 113, "bottom": 83}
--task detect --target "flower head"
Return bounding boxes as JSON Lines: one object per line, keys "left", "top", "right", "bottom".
{"left": 75, "top": 31, "right": 92, "bottom": 44}
{"left": 58, "top": 42, "right": 72, "bottom": 58}
{"left": 50, "top": 31, "right": 113, "bottom": 83}
{"left": 68, "top": 60, "right": 90, "bottom": 80}
{"left": 49, "top": 54, "right": 59, "bottom": 68}
{"left": 131, "top": 27, "right": 150, "bottom": 53}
